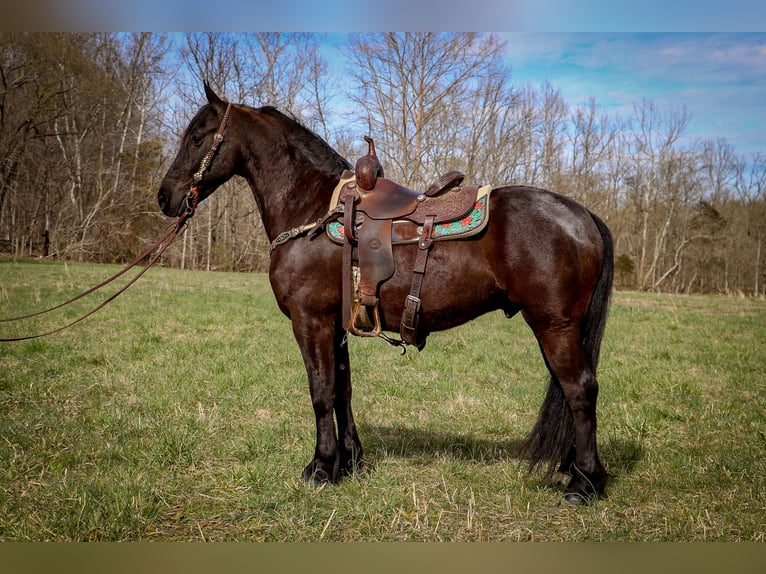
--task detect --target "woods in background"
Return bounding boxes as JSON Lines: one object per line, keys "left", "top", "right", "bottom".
{"left": 2, "top": 32, "right": 764, "bottom": 295}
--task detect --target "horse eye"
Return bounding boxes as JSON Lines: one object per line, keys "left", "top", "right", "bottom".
{"left": 190, "top": 134, "right": 203, "bottom": 146}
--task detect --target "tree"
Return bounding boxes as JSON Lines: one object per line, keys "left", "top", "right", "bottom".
{"left": 624, "top": 98, "right": 691, "bottom": 290}
{"left": 734, "top": 152, "right": 766, "bottom": 296}
{"left": 566, "top": 97, "right": 620, "bottom": 211}
{"left": 343, "top": 33, "right": 514, "bottom": 189}
{"left": 0, "top": 33, "right": 169, "bottom": 262}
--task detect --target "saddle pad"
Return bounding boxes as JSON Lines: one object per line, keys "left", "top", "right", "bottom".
{"left": 327, "top": 185, "right": 492, "bottom": 245}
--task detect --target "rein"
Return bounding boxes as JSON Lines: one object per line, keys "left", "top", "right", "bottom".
{"left": 0, "top": 102, "right": 233, "bottom": 343}
{"left": 0, "top": 215, "right": 190, "bottom": 342}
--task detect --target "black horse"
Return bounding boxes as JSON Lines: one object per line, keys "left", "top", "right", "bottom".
{"left": 158, "top": 85, "right": 614, "bottom": 504}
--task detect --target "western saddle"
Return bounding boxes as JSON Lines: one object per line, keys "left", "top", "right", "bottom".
{"left": 314, "top": 137, "right": 486, "bottom": 350}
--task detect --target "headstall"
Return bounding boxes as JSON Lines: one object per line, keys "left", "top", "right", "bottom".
{"left": 185, "top": 101, "right": 233, "bottom": 216}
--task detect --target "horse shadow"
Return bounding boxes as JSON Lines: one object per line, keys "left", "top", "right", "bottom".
{"left": 359, "top": 423, "right": 644, "bottom": 483}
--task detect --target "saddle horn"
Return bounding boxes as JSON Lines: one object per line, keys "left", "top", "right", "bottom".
{"left": 355, "top": 136, "right": 385, "bottom": 191}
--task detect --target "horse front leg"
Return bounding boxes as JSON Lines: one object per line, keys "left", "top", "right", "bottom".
{"left": 333, "top": 327, "right": 364, "bottom": 477}
{"left": 292, "top": 315, "right": 363, "bottom": 484}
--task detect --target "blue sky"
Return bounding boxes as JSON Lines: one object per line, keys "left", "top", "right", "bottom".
{"left": 499, "top": 33, "right": 766, "bottom": 155}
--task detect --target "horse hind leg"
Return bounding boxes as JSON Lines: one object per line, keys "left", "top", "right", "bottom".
{"left": 521, "top": 327, "right": 607, "bottom": 504}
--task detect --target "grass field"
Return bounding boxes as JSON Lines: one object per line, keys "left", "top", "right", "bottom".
{"left": 1, "top": 258, "right": 764, "bottom": 541}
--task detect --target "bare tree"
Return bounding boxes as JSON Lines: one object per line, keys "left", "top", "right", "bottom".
{"left": 343, "top": 33, "right": 512, "bottom": 188}
{"left": 624, "top": 98, "right": 691, "bottom": 290}
{"left": 566, "top": 97, "right": 620, "bottom": 210}
{"left": 0, "top": 33, "right": 169, "bottom": 261}
{"left": 734, "top": 152, "right": 766, "bottom": 296}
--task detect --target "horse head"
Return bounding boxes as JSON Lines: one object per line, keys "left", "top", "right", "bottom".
{"left": 158, "top": 83, "right": 238, "bottom": 217}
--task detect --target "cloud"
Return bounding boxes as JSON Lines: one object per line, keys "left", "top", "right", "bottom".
{"left": 501, "top": 33, "right": 766, "bottom": 154}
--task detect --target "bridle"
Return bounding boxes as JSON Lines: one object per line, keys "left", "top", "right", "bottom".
{"left": 184, "top": 101, "right": 233, "bottom": 216}
{"left": 0, "top": 101, "right": 234, "bottom": 342}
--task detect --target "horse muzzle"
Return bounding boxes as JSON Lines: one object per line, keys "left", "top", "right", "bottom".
{"left": 158, "top": 184, "right": 187, "bottom": 218}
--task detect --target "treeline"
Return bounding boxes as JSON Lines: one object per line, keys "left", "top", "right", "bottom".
{"left": 0, "top": 33, "right": 168, "bottom": 263}
{"left": 1, "top": 32, "right": 764, "bottom": 295}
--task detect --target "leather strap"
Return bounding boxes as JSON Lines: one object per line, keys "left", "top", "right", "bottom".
{"left": 1, "top": 212, "right": 191, "bottom": 342}
{"left": 400, "top": 214, "right": 435, "bottom": 349}
{"left": 341, "top": 188, "right": 359, "bottom": 332}
{"left": 425, "top": 170, "right": 464, "bottom": 197}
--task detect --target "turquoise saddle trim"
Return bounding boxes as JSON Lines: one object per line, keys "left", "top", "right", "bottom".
{"left": 327, "top": 192, "right": 490, "bottom": 245}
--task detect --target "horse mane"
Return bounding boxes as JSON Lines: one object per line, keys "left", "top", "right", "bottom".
{"left": 255, "top": 105, "right": 351, "bottom": 174}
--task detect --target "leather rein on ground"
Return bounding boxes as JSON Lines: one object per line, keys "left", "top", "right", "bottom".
{"left": 0, "top": 102, "right": 232, "bottom": 343}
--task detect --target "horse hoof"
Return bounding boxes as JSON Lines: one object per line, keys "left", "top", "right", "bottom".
{"left": 301, "top": 462, "right": 335, "bottom": 485}
{"left": 563, "top": 491, "right": 596, "bottom": 506}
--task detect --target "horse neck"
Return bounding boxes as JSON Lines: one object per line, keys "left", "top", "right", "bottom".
{"left": 234, "top": 108, "right": 348, "bottom": 242}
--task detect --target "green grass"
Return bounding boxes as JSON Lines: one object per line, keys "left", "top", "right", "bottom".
{"left": 1, "top": 258, "right": 765, "bottom": 541}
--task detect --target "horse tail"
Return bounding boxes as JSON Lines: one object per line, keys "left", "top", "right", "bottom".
{"left": 581, "top": 212, "right": 614, "bottom": 372}
{"left": 520, "top": 211, "right": 614, "bottom": 473}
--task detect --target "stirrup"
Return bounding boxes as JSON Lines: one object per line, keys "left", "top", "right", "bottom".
{"left": 349, "top": 301, "right": 382, "bottom": 337}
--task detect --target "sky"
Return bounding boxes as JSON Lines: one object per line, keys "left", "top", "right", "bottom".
{"left": 499, "top": 33, "right": 766, "bottom": 155}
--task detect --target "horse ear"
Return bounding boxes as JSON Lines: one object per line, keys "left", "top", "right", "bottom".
{"left": 204, "top": 82, "right": 226, "bottom": 111}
